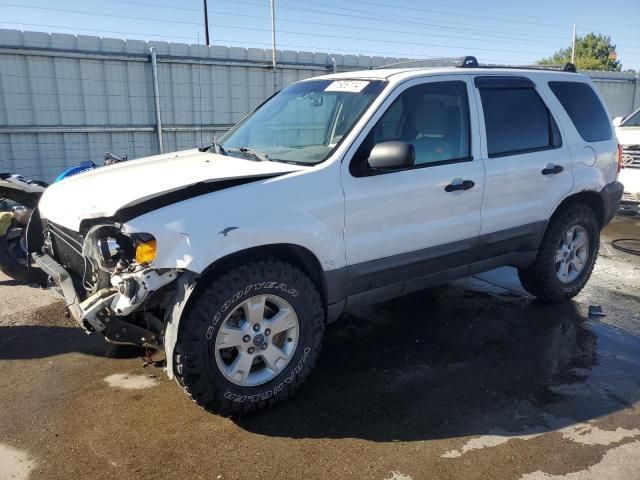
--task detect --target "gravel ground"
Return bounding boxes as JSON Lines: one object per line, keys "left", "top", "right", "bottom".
{"left": 0, "top": 215, "right": 639, "bottom": 480}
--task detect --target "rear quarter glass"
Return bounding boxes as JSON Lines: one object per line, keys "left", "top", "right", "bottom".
{"left": 548, "top": 81, "right": 612, "bottom": 142}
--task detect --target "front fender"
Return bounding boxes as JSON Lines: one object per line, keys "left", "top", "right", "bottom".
{"left": 122, "top": 167, "right": 345, "bottom": 274}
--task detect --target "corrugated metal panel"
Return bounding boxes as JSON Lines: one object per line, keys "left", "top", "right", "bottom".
{"left": 588, "top": 71, "right": 639, "bottom": 118}
{"left": 0, "top": 28, "right": 637, "bottom": 181}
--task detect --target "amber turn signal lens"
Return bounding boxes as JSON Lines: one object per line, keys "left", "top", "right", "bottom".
{"left": 135, "top": 240, "right": 157, "bottom": 265}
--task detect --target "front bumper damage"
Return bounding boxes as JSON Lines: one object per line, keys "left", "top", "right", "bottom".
{"left": 33, "top": 252, "right": 178, "bottom": 349}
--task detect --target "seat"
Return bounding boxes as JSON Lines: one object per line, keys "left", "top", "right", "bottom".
{"left": 411, "top": 99, "right": 453, "bottom": 164}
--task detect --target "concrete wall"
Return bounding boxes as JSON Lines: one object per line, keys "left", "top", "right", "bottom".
{"left": 0, "top": 29, "right": 638, "bottom": 181}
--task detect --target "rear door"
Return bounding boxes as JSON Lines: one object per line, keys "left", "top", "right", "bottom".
{"left": 473, "top": 75, "right": 573, "bottom": 262}
{"left": 341, "top": 75, "right": 484, "bottom": 296}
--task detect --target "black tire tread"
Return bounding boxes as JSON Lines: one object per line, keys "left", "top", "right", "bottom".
{"left": 518, "top": 203, "right": 599, "bottom": 303}
{"left": 174, "top": 258, "right": 325, "bottom": 417}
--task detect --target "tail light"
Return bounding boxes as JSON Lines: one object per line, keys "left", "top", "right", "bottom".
{"left": 617, "top": 144, "right": 623, "bottom": 173}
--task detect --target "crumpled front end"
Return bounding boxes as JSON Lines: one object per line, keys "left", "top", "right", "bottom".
{"left": 30, "top": 216, "right": 182, "bottom": 355}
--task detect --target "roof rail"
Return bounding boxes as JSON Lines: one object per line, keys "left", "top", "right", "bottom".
{"left": 370, "top": 55, "right": 577, "bottom": 73}
{"left": 369, "top": 56, "right": 474, "bottom": 70}
{"left": 459, "top": 59, "right": 577, "bottom": 72}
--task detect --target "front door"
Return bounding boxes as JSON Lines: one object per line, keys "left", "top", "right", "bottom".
{"left": 341, "top": 75, "right": 485, "bottom": 296}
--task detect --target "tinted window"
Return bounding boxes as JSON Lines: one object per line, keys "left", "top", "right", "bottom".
{"left": 362, "top": 80, "right": 471, "bottom": 169}
{"left": 480, "top": 87, "right": 562, "bottom": 157}
{"left": 548, "top": 81, "right": 612, "bottom": 142}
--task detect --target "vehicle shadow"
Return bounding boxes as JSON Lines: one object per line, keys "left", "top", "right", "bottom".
{"left": 0, "top": 303, "right": 143, "bottom": 359}
{"left": 236, "top": 284, "right": 640, "bottom": 442}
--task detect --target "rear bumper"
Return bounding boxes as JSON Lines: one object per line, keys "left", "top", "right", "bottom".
{"left": 601, "top": 181, "right": 624, "bottom": 226}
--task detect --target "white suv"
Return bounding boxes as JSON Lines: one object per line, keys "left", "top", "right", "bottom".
{"left": 28, "top": 58, "right": 623, "bottom": 415}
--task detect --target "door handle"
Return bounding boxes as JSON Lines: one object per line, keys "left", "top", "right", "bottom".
{"left": 445, "top": 179, "right": 475, "bottom": 192}
{"left": 541, "top": 164, "right": 564, "bottom": 175}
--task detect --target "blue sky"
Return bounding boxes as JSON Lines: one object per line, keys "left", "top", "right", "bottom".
{"left": 1, "top": 0, "right": 639, "bottom": 70}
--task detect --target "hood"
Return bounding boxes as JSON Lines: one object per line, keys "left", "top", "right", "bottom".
{"left": 38, "top": 149, "right": 306, "bottom": 231}
{"left": 616, "top": 126, "right": 640, "bottom": 146}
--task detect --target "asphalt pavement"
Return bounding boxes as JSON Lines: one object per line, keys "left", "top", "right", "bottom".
{"left": 0, "top": 215, "right": 639, "bottom": 480}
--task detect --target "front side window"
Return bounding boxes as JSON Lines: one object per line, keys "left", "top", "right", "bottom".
{"left": 352, "top": 80, "right": 471, "bottom": 174}
{"left": 479, "top": 86, "right": 562, "bottom": 158}
{"left": 220, "top": 79, "right": 386, "bottom": 165}
{"left": 548, "top": 81, "right": 612, "bottom": 142}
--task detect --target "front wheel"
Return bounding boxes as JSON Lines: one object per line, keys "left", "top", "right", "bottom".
{"left": 518, "top": 204, "right": 599, "bottom": 303}
{"left": 174, "top": 259, "right": 325, "bottom": 416}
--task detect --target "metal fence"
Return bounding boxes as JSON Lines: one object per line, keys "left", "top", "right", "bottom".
{"left": 0, "top": 29, "right": 638, "bottom": 181}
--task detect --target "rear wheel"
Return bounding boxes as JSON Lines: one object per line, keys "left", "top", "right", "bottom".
{"left": 518, "top": 204, "right": 599, "bottom": 303}
{"left": 174, "top": 258, "right": 325, "bottom": 416}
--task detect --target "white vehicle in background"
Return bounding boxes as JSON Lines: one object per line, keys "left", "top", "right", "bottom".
{"left": 613, "top": 108, "right": 640, "bottom": 205}
{"left": 14, "top": 57, "right": 623, "bottom": 416}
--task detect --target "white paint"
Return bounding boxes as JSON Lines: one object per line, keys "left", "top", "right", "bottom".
{"left": 442, "top": 416, "right": 640, "bottom": 458}
{"left": 384, "top": 472, "right": 412, "bottom": 480}
{"left": 38, "top": 151, "right": 306, "bottom": 231}
{"left": 104, "top": 373, "right": 159, "bottom": 390}
{"left": 519, "top": 440, "right": 640, "bottom": 480}
{"left": 0, "top": 444, "right": 36, "bottom": 480}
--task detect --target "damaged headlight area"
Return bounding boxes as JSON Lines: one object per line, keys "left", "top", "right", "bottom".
{"left": 34, "top": 222, "right": 181, "bottom": 353}
{"left": 83, "top": 225, "right": 156, "bottom": 272}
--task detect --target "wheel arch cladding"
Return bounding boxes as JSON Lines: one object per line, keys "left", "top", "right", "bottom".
{"left": 553, "top": 191, "right": 605, "bottom": 228}
{"left": 197, "top": 244, "right": 329, "bottom": 304}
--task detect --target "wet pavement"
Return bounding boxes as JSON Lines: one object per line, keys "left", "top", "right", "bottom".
{"left": 0, "top": 215, "right": 639, "bottom": 480}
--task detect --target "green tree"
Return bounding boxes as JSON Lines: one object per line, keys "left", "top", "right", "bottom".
{"left": 538, "top": 33, "right": 621, "bottom": 71}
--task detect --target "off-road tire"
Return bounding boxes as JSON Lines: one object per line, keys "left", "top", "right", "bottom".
{"left": 518, "top": 204, "right": 599, "bottom": 303}
{"left": 174, "top": 258, "right": 325, "bottom": 416}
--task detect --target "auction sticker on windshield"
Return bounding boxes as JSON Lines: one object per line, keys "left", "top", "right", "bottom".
{"left": 325, "top": 80, "right": 370, "bottom": 93}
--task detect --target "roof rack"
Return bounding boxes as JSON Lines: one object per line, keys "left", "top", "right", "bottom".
{"left": 370, "top": 55, "right": 577, "bottom": 73}
{"left": 369, "top": 57, "right": 472, "bottom": 70}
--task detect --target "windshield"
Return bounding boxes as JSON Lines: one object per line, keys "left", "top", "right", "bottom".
{"left": 220, "top": 79, "right": 386, "bottom": 164}
{"left": 623, "top": 109, "right": 640, "bottom": 127}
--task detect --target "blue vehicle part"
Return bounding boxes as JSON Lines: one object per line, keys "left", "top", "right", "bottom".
{"left": 54, "top": 161, "right": 96, "bottom": 183}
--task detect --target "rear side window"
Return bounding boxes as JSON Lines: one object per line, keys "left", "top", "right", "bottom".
{"left": 479, "top": 86, "right": 562, "bottom": 158}
{"left": 548, "top": 81, "right": 612, "bottom": 142}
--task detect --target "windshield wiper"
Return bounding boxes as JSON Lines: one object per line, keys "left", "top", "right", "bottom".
{"left": 198, "top": 140, "right": 227, "bottom": 156}
{"left": 229, "top": 147, "right": 271, "bottom": 162}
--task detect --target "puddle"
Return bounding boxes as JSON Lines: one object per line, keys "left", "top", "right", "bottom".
{"left": 0, "top": 444, "right": 36, "bottom": 480}
{"left": 104, "top": 373, "right": 159, "bottom": 390}
{"left": 238, "top": 267, "right": 640, "bottom": 444}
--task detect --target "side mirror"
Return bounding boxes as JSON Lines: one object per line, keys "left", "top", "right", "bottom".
{"left": 612, "top": 116, "right": 624, "bottom": 127}
{"left": 367, "top": 141, "right": 415, "bottom": 170}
